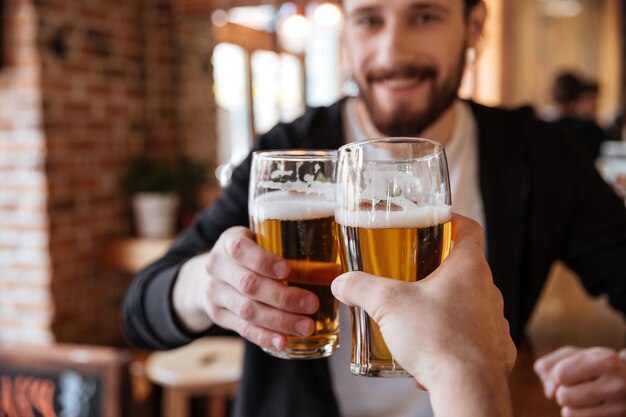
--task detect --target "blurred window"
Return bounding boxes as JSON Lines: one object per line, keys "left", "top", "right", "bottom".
{"left": 212, "top": 3, "right": 343, "bottom": 186}
{"left": 213, "top": 43, "right": 251, "bottom": 170}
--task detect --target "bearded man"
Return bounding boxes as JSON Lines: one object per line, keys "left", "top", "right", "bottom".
{"left": 124, "top": 1, "right": 626, "bottom": 416}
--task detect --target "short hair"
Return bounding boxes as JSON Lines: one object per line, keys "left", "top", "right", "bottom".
{"left": 553, "top": 72, "right": 584, "bottom": 105}
{"left": 464, "top": 0, "right": 481, "bottom": 16}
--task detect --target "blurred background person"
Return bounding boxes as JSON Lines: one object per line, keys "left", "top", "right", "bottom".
{"left": 551, "top": 71, "right": 609, "bottom": 160}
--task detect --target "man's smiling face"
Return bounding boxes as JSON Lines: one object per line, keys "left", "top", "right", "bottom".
{"left": 343, "top": 0, "right": 484, "bottom": 136}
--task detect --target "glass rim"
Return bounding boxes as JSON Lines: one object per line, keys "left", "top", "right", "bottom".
{"left": 252, "top": 149, "right": 337, "bottom": 161}
{"left": 338, "top": 137, "right": 445, "bottom": 156}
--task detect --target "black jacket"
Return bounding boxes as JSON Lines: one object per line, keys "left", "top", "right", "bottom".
{"left": 552, "top": 116, "right": 607, "bottom": 160}
{"left": 123, "top": 101, "right": 626, "bottom": 417}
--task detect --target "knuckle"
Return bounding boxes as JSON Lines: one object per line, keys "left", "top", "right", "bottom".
{"left": 227, "top": 236, "right": 247, "bottom": 258}
{"left": 274, "top": 290, "right": 289, "bottom": 309}
{"left": 206, "top": 304, "right": 220, "bottom": 321}
{"left": 239, "top": 323, "right": 253, "bottom": 340}
{"left": 555, "top": 387, "right": 571, "bottom": 407}
{"left": 240, "top": 273, "right": 260, "bottom": 295}
{"left": 506, "top": 340, "right": 517, "bottom": 369}
{"left": 503, "top": 317, "right": 512, "bottom": 334}
{"left": 270, "top": 314, "right": 291, "bottom": 332}
{"left": 238, "top": 299, "right": 256, "bottom": 320}
{"left": 204, "top": 252, "right": 219, "bottom": 272}
{"left": 607, "top": 377, "right": 626, "bottom": 398}
{"left": 239, "top": 323, "right": 259, "bottom": 344}
{"left": 252, "top": 253, "right": 269, "bottom": 272}
{"left": 211, "top": 307, "right": 226, "bottom": 324}
{"left": 494, "top": 289, "right": 505, "bottom": 311}
{"left": 600, "top": 351, "right": 622, "bottom": 371}
{"left": 553, "top": 362, "right": 569, "bottom": 384}
{"left": 276, "top": 287, "right": 297, "bottom": 309}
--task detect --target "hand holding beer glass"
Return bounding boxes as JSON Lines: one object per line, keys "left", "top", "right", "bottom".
{"left": 335, "top": 138, "right": 452, "bottom": 377}
{"left": 249, "top": 150, "right": 341, "bottom": 359}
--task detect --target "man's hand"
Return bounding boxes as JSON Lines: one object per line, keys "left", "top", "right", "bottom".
{"left": 534, "top": 346, "right": 626, "bottom": 417}
{"left": 331, "top": 215, "right": 516, "bottom": 417}
{"left": 172, "top": 226, "right": 319, "bottom": 351}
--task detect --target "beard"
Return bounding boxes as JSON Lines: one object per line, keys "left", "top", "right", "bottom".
{"left": 357, "top": 47, "right": 466, "bottom": 137}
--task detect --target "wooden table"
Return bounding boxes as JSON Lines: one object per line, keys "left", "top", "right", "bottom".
{"left": 510, "top": 344, "right": 561, "bottom": 416}
{"left": 103, "top": 238, "right": 174, "bottom": 274}
{"left": 510, "top": 262, "right": 626, "bottom": 416}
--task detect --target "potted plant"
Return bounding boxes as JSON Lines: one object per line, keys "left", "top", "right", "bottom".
{"left": 122, "top": 158, "right": 180, "bottom": 239}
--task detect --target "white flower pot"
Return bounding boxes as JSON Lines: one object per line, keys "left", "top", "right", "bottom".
{"left": 132, "top": 192, "right": 180, "bottom": 238}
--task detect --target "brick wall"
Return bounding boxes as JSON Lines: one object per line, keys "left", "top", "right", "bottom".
{"left": 0, "top": 0, "right": 218, "bottom": 346}
{"left": 144, "top": 0, "right": 178, "bottom": 163}
{"left": 174, "top": 14, "right": 217, "bottom": 162}
{"left": 38, "top": 0, "right": 146, "bottom": 345}
{"left": 0, "top": 1, "right": 53, "bottom": 345}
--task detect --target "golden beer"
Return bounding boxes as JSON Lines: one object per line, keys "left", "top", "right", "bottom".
{"left": 336, "top": 137, "right": 452, "bottom": 376}
{"left": 251, "top": 191, "right": 341, "bottom": 359}
{"left": 336, "top": 207, "right": 452, "bottom": 376}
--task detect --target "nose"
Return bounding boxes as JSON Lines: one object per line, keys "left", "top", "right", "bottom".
{"left": 375, "top": 17, "right": 414, "bottom": 67}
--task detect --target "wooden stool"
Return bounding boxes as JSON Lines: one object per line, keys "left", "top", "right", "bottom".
{"left": 146, "top": 337, "right": 244, "bottom": 417}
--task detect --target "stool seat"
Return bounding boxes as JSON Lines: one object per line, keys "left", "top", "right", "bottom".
{"left": 146, "top": 337, "right": 244, "bottom": 417}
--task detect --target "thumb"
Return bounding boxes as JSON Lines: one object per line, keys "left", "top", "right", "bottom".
{"left": 331, "top": 272, "right": 401, "bottom": 319}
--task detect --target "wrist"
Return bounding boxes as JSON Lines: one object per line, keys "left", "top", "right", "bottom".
{"left": 425, "top": 355, "right": 513, "bottom": 417}
{"left": 173, "top": 254, "right": 214, "bottom": 332}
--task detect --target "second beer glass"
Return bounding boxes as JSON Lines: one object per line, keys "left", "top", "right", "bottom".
{"left": 249, "top": 150, "right": 340, "bottom": 359}
{"left": 335, "top": 138, "right": 452, "bottom": 377}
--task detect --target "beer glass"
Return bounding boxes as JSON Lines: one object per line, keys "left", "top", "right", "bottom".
{"left": 335, "top": 138, "right": 452, "bottom": 377}
{"left": 249, "top": 150, "right": 340, "bottom": 359}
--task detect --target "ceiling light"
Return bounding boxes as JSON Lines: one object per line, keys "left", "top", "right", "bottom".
{"left": 313, "top": 3, "right": 343, "bottom": 29}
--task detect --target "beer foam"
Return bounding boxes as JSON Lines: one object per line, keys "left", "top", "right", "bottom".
{"left": 251, "top": 191, "right": 335, "bottom": 221}
{"left": 334, "top": 205, "right": 452, "bottom": 228}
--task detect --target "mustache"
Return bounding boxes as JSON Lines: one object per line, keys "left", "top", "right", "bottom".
{"left": 365, "top": 65, "right": 437, "bottom": 83}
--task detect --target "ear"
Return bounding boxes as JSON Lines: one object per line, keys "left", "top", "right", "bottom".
{"left": 466, "top": 1, "right": 487, "bottom": 48}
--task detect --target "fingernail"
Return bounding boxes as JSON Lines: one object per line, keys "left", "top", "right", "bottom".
{"left": 544, "top": 380, "right": 554, "bottom": 398}
{"left": 272, "top": 336, "right": 283, "bottom": 350}
{"left": 300, "top": 294, "right": 317, "bottom": 313}
{"left": 296, "top": 320, "right": 312, "bottom": 336}
{"left": 273, "top": 261, "right": 288, "bottom": 278}
{"left": 331, "top": 276, "right": 344, "bottom": 296}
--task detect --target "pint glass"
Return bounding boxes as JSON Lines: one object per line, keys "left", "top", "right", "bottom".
{"left": 335, "top": 138, "right": 452, "bottom": 377}
{"left": 249, "top": 150, "right": 340, "bottom": 359}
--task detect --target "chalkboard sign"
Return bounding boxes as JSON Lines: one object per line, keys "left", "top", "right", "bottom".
{"left": 0, "top": 344, "right": 130, "bottom": 417}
